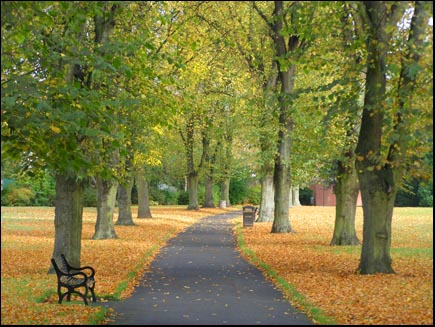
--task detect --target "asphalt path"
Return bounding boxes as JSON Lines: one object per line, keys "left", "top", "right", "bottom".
{"left": 103, "top": 211, "right": 313, "bottom": 325}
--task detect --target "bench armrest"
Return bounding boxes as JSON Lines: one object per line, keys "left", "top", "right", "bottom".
{"left": 61, "top": 254, "right": 95, "bottom": 277}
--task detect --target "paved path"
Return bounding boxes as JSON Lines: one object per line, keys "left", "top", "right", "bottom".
{"left": 104, "top": 211, "right": 313, "bottom": 325}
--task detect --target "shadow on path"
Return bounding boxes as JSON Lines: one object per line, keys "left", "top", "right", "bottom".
{"left": 103, "top": 211, "right": 313, "bottom": 325}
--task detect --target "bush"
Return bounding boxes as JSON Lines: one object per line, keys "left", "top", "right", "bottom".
{"left": 3, "top": 187, "right": 35, "bottom": 206}
{"left": 150, "top": 187, "right": 179, "bottom": 205}
{"left": 299, "top": 187, "right": 314, "bottom": 205}
{"left": 229, "top": 178, "right": 249, "bottom": 205}
{"left": 83, "top": 185, "right": 97, "bottom": 207}
{"left": 1, "top": 187, "right": 11, "bottom": 206}
{"left": 417, "top": 182, "right": 433, "bottom": 207}
{"left": 31, "top": 176, "right": 56, "bottom": 206}
{"left": 229, "top": 177, "right": 260, "bottom": 205}
{"left": 162, "top": 189, "right": 179, "bottom": 205}
{"left": 177, "top": 191, "right": 189, "bottom": 205}
{"left": 246, "top": 184, "right": 261, "bottom": 205}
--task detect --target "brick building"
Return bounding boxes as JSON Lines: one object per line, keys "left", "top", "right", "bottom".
{"left": 310, "top": 184, "right": 362, "bottom": 206}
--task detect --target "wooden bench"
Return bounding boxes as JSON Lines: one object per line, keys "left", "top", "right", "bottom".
{"left": 51, "top": 254, "right": 96, "bottom": 305}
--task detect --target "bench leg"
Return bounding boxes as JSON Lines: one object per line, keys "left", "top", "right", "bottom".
{"left": 77, "top": 287, "right": 89, "bottom": 305}
{"left": 57, "top": 285, "right": 63, "bottom": 304}
{"left": 89, "top": 285, "right": 96, "bottom": 302}
{"left": 59, "top": 287, "right": 88, "bottom": 305}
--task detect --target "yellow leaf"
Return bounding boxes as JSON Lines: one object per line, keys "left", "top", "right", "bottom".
{"left": 50, "top": 124, "right": 61, "bottom": 134}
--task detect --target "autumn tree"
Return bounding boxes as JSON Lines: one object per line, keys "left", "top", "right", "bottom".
{"left": 253, "top": 1, "right": 317, "bottom": 232}
{"left": 91, "top": 3, "right": 120, "bottom": 240}
{"left": 1, "top": 2, "right": 129, "bottom": 267}
{"left": 314, "top": 2, "right": 365, "bottom": 246}
{"left": 353, "top": 1, "right": 432, "bottom": 274}
{"left": 228, "top": 2, "right": 278, "bottom": 221}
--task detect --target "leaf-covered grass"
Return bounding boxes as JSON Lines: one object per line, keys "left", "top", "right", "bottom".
{"left": 1, "top": 205, "right": 432, "bottom": 325}
{"left": 236, "top": 223, "right": 337, "bottom": 325}
{"left": 234, "top": 206, "right": 433, "bottom": 325}
{"left": 1, "top": 205, "right": 239, "bottom": 325}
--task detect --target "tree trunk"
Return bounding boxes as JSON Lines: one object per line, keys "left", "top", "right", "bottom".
{"left": 50, "top": 173, "right": 84, "bottom": 273}
{"left": 330, "top": 161, "right": 360, "bottom": 245}
{"left": 187, "top": 172, "right": 199, "bottom": 210}
{"left": 292, "top": 185, "right": 301, "bottom": 206}
{"left": 203, "top": 175, "right": 215, "bottom": 208}
{"left": 182, "top": 115, "right": 200, "bottom": 210}
{"left": 136, "top": 170, "right": 152, "bottom": 218}
{"left": 116, "top": 174, "right": 135, "bottom": 225}
{"left": 272, "top": 129, "right": 294, "bottom": 233}
{"left": 93, "top": 177, "right": 118, "bottom": 239}
{"left": 288, "top": 185, "right": 294, "bottom": 208}
{"left": 356, "top": 166, "right": 396, "bottom": 274}
{"left": 257, "top": 174, "right": 274, "bottom": 222}
{"left": 220, "top": 178, "right": 231, "bottom": 207}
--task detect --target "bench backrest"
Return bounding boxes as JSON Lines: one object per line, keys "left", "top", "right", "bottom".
{"left": 52, "top": 255, "right": 69, "bottom": 274}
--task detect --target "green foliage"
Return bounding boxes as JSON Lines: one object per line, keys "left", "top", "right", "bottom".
{"left": 161, "top": 189, "right": 179, "bottom": 205}
{"left": 83, "top": 185, "right": 97, "bottom": 207}
{"left": 299, "top": 187, "right": 314, "bottom": 205}
{"left": 1, "top": 1, "right": 432, "bottom": 213}
{"left": 22, "top": 173, "right": 56, "bottom": 206}
{"left": 149, "top": 184, "right": 179, "bottom": 205}
{"left": 394, "top": 176, "right": 433, "bottom": 208}
{"left": 131, "top": 183, "right": 138, "bottom": 205}
{"left": 2, "top": 187, "right": 34, "bottom": 206}
{"left": 395, "top": 180, "right": 420, "bottom": 207}
{"left": 247, "top": 184, "right": 261, "bottom": 205}
{"left": 177, "top": 191, "right": 189, "bottom": 205}
{"left": 1, "top": 169, "right": 55, "bottom": 206}
{"left": 229, "top": 177, "right": 259, "bottom": 205}
{"left": 229, "top": 178, "right": 249, "bottom": 205}
{"left": 417, "top": 182, "right": 433, "bottom": 207}
{"left": 213, "top": 185, "right": 221, "bottom": 205}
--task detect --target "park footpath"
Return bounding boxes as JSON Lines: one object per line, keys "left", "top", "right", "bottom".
{"left": 103, "top": 211, "right": 313, "bottom": 325}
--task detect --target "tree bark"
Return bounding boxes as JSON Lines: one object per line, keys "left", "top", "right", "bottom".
{"left": 292, "top": 185, "right": 301, "bottom": 206}
{"left": 116, "top": 174, "right": 135, "bottom": 225}
{"left": 330, "top": 160, "right": 360, "bottom": 245}
{"left": 220, "top": 178, "right": 231, "bottom": 207}
{"left": 257, "top": 174, "right": 274, "bottom": 222}
{"left": 203, "top": 175, "right": 215, "bottom": 208}
{"left": 187, "top": 172, "right": 199, "bottom": 210}
{"left": 201, "top": 129, "right": 216, "bottom": 208}
{"left": 93, "top": 177, "right": 118, "bottom": 239}
{"left": 182, "top": 114, "right": 201, "bottom": 210}
{"left": 356, "top": 167, "right": 396, "bottom": 274}
{"left": 50, "top": 173, "right": 84, "bottom": 273}
{"left": 136, "top": 170, "right": 152, "bottom": 218}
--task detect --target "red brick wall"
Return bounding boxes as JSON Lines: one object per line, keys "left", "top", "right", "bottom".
{"left": 310, "top": 184, "right": 362, "bottom": 206}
